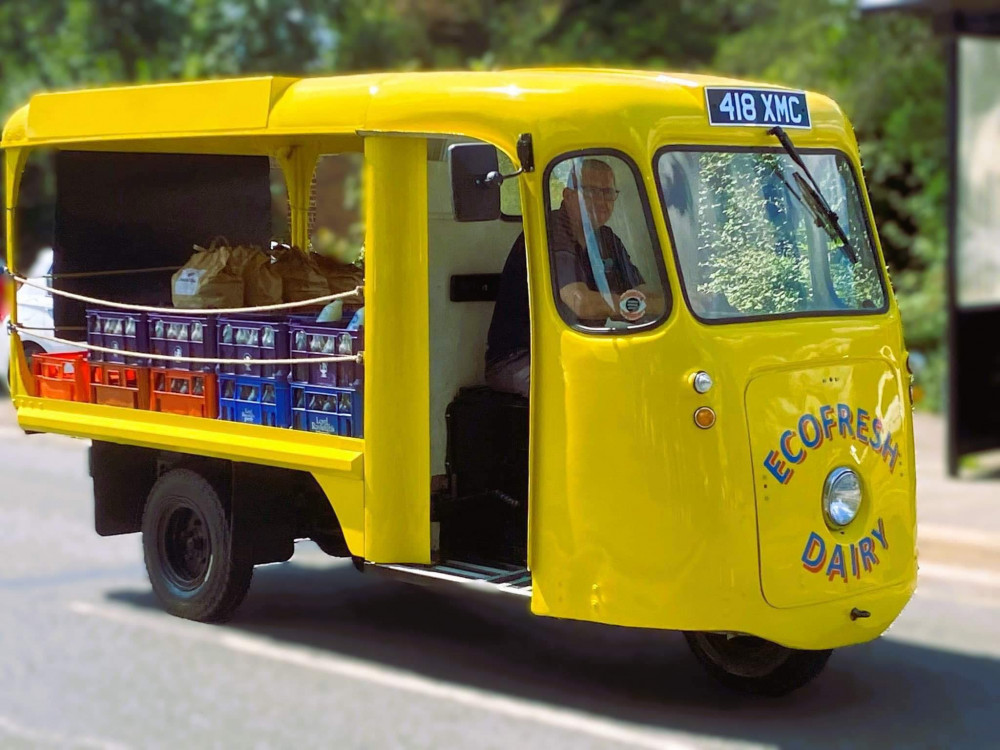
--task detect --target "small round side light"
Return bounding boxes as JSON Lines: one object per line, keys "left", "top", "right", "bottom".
{"left": 692, "top": 371, "right": 713, "bottom": 394}
{"left": 694, "top": 407, "right": 716, "bottom": 429}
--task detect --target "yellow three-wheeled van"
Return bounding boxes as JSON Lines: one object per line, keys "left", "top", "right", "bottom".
{"left": 2, "top": 70, "right": 917, "bottom": 695}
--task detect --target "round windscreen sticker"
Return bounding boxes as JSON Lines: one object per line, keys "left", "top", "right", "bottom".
{"left": 618, "top": 289, "right": 647, "bottom": 322}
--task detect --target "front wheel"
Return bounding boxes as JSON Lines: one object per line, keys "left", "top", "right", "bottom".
{"left": 684, "top": 631, "right": 832, "bottom": 696}
{"left": 142, "top": 468, "right": 253, "bottom": 623}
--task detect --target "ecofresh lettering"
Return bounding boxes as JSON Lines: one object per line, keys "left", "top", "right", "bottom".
{"left": 763, "top": 403, "right": 898, "bottom": 485}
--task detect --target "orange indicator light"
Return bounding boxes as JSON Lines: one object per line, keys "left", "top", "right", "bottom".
{"left": 694, "top": 407, "right": 716, "bottom": 429}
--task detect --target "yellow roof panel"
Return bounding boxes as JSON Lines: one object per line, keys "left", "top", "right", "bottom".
{"left": 2, "top": 69, "right": 846, "bottom": 150}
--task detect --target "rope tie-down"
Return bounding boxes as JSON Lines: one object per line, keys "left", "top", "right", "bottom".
{"left": 2, "top": 265, "right": 364, "bottom": 366}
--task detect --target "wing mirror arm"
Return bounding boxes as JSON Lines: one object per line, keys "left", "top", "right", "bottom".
{"left": 477, "top": 167, "right": 523, "bottom": 188}
{"left": 450, "top": 134, "right": 534, "bottom": 222}
{"left": 478, "top": 133, "right": 535, "bottom": 187}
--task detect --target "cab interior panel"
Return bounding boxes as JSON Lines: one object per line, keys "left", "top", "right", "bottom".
{"left": 426, "top": 138, "right": 529, "bottom": 565}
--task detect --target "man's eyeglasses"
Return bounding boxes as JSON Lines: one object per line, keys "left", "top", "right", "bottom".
{"left": 577, "top": 186, "right": 620, "bottom": 201}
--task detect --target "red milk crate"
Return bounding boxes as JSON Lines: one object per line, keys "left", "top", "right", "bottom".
{"left": 149, "top": 368, "right": 218, "bottom": 419}
{"left": 31, "top": 351, "right": 91, "bottom": 402}
{"left": 91, "top": 363, "right": 150, "bottom": 410}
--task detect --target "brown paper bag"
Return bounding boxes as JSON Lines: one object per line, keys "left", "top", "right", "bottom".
{"left": 271, "top": 244, "right": 330, "bottom": 303}
{"left": 314, "top": 253, "right": 364, "bottom": 303}
{"left": 172, "top": 241, "right": 243, "bottom": 309}
{"left": 230, "top": 245, "right": 282, "bottom": 307}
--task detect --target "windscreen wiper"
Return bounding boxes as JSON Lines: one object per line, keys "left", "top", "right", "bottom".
{"left": 768, "top": 126, "right": 858, "bottom": 264}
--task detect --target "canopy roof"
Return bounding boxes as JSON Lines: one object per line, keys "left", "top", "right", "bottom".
{"left": 2, "top": 69, "right": 848, "bottom": 155}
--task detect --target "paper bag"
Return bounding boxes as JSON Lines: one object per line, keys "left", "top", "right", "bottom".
{"left": 172, "top": 242, "right": 243, "bottom": 309}
{"left": 314, "top": 253, "right": 364, "bottom": 303}
{"left": 272, "top": 244, "right": 330, "bottom": 303}
{"left": 231, "top": 245, "right": 282, "bottom": 307}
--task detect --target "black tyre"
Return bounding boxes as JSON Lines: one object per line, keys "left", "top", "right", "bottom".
{"left": 142, "top": 468, "right": 253, "bottom": 623}
{"left": 684, "top": 631, "right": 832, "bottom": 696}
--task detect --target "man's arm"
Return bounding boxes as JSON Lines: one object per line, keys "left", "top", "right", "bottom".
{"left": 614, "top": 234, "right": 667, "bottom": 319}
{"left": 559, "top": 282, "right": 617, "bottom": 320}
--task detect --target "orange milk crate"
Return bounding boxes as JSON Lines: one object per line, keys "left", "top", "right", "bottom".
{"left": 31, "top": 351, "right": 91, "bottom": 402}
{"left": 90, "top": 363, "right": 150, "bottom": 410}
{"left": 149, "top": 368, "right": 218, "bottom": 419}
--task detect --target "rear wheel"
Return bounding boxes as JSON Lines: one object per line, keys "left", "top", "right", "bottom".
{"left": 684, "top": 631, "right": 832, "bottom": 696}
{"left": 142, "top": 468, "right": 253, "bottom": 623}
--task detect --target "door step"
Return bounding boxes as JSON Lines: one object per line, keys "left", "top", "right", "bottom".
{"left": 366, "top": 559, "right": 532, "bottom": 598}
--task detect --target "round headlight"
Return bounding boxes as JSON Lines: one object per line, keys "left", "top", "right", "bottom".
{"left": 692, "top": 371, "right": 713, "bottom": 394}
{"left": 823, "top": 467, "right": 863, "bottom": 527}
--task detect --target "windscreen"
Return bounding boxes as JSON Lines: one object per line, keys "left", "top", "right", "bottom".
{"left": 656, "top": 148, "right": 886, "bottom": 321}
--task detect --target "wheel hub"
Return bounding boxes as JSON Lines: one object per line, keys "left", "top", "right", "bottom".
{"left": 160, "top": 505, "right": 212, "bottom": 591}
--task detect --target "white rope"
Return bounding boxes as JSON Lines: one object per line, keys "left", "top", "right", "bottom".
{"left": 11, "top": 326, "right": 363, "bottom": 367}
{"left": 7, "top": 272, "right": 363, "bottom": 315}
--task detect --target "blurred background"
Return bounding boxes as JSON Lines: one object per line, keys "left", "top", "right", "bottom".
{"left": 0, "top": 0, "right": 951, "bottom": 406}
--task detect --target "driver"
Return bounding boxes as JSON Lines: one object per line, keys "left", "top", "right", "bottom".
{"left": 485, "top": 158, "right": 657, "bottom": 397}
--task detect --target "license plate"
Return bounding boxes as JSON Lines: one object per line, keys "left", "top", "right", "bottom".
{"left": 705, "top": 87, "right": 811, "bottom": 129}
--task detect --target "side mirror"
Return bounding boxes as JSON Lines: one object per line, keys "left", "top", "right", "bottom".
{"left": 449, "top": 144, "right": 500, "bottom": 222}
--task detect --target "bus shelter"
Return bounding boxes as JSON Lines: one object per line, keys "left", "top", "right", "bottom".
{"left": 862, "top": 0, "right": 1000, "bottom": 475}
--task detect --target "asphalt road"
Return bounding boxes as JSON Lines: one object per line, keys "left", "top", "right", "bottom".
{"left": 1, "top": 404, "right": 998, "bottom": 750}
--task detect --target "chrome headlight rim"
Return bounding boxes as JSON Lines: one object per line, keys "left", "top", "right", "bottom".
{"left": 692, "top": 370, "right": 713, "bottom": 394}
{"left": 822, "top": 466, "right": 863, "bottom": 529}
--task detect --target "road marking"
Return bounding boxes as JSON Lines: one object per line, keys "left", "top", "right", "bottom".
{"left": 919, "top": 524, "right": 1000, "bottom": 549}
{"left": 0, "top": 714, "right": 129, "bottom": 750}
{"left": 68, "top": 601, "right": 747, "bottom": 750}
{"left": 919, "top": 562, "right": 1000, "bottom": 589}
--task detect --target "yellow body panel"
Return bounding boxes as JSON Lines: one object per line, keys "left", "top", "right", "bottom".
{"left": 24, "top": 78, "right": 296, "bottom": 143}
{"left": 3, "top": 69, "right": 916, "bottom": 649}
{"left": 362, "top": 136, "right": 431, "bottom": 563}
{"left": 747, "top": 359, "right": 915, "bottom": 609}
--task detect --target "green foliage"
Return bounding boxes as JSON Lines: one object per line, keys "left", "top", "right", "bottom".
{"left": 689, "top": 151, "right": 884, "bottom": 316}
{"left": 696, "top": 153, "right": 810, "bottom": 314}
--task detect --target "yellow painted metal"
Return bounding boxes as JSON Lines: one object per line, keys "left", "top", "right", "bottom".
{"left": 275, "top": 144, "right": 320, "bottom": 249}
{"left": 1, "top": 69, "right": 916, "bottom": 648}
{"left": 23, "top": 77, "right": 296, "bottom": 143}
{"left": 310, "top": 471, "right": 365, "bottom": 556}
{"left": 746, "top": 360, "right": 915, "bottom": 609}
{"left": 5, "top": 146, "right": 29, "bottom": 398}
{"left": 507, "top": 80, "right": 914, "bottom": 650}
{"left": 3, "top": 70, "right": 850, "bottom": 161}
{"left": 362, "top": 136, "right": 430, "bottom": 563}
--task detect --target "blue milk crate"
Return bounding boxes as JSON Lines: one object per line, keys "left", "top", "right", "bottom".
{"left": 288, "top": 314, "right": 364, "bottom": 388}
{"left": 218, "top": 374, "right": 292, "bottom": 428}
{"left": 217, "top": 315, "right": 289, "bottom": 380}
{"left": 147, "top": 313, "right": 217, "bottom": 372}
{"left": 86, "top": 308, "right": 149, "bottom": 366}
{"left": 291, "top": 382, "right": 363, "bottom": 437}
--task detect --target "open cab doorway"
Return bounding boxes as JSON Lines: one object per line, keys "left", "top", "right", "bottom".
{"left": 369, "top": 136, "right": 533, "bottom": 593}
